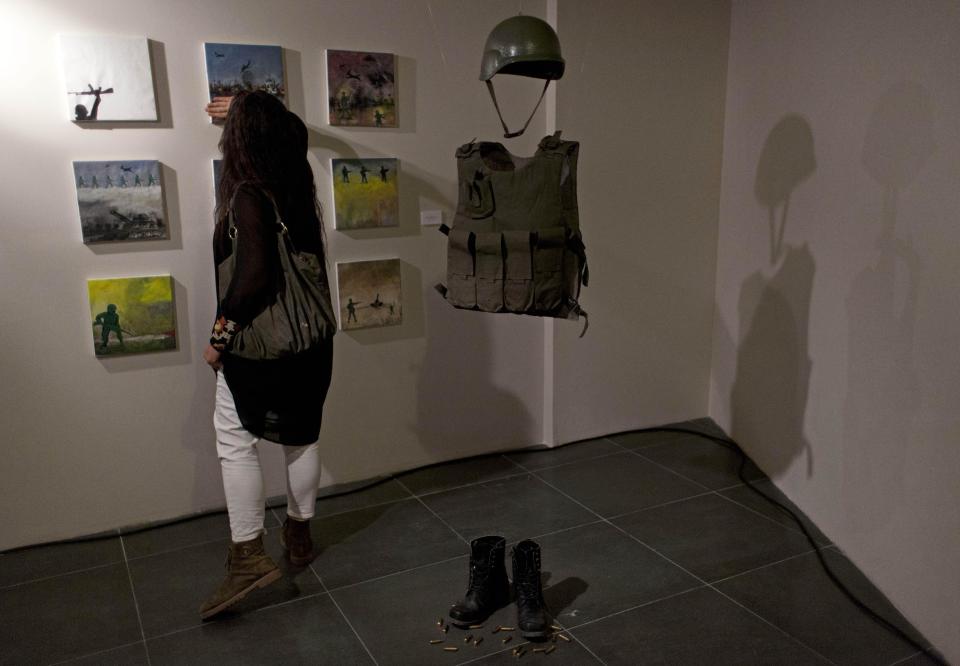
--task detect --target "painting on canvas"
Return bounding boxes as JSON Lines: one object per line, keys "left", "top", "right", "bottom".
{"left": 332, "top": 158, "right": 399, "bottom": 230}
{"left": 73, "top": 161, "right": 166, "bottom": 243}
{"left": 88, "top": 276, "right": 177, "bottom": 356}
{"left": 205, "top": 43, "right": 285, "bottom": 103}
{"left": 60, "top": 34, "right": 158, "bottom": 122}
{"left": 336, "top": 259, "right": 402, "bottom": 331}
{"left": 327, "top": 50, "right": 396, "bottom": 127}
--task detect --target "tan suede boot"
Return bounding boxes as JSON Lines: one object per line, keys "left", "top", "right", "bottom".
{"left": 199, "top": 535, "right": 282, "bottom": 620}
{"left": 280, "top": 516, "right": 315, "bottom": 566}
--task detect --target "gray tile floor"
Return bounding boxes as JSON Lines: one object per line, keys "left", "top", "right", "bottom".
{"left": 0, "top": 420, "right": 944, "bottom": 665}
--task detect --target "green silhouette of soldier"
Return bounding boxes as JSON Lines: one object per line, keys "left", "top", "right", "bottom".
{"left": 134, "top": 174, "right": 142, "bottom": 187}
{"left": 94, "top": 304, "right": 125, "bottom": 351}
{"left": 341, "top": 164, "right": 352, "bottom": 183}
{"left": 346, "top": 298, "right": 358, "bottom": 323}
{"left": 374, "top": 109, "right": 384, "bottom": 127}
{"left": 359, "top": 164, "right": 369, "bottom": 183}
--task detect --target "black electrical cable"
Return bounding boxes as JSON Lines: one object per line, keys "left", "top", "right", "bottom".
{"left": 635, "top": 425, "right": 946, "bottom": 666}
{"left": 0, "top": 426, "right": 946, "bottom": 664}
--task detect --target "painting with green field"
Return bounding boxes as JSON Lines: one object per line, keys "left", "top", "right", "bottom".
{"left": 336, "top": 259, "right": 402, "bottom": 331}
{"left": 332, "top": 158, "right": 399, "bottom": 230}
{"left": 87, "top": 276, "right": 177, "bottom": 356}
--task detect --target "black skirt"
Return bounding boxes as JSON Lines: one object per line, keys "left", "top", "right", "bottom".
{"left": 222, "top": 337, "right": 334, "bottom": 445}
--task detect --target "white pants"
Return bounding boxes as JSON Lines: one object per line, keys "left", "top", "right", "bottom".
{"left": 214, "top": 371, "right": 322, "bottom": 542}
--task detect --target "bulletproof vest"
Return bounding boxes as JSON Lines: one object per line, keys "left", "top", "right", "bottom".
{"left": 437, "top": 131, "right": 588, "bottom": 332}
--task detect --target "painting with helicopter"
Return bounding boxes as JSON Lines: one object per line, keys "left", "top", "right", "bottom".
{"left": 327, "top": 49, "right": 396, "bottom": 128}
{"left": 204, "top": 43, "right": 285, "bottom": 106}
{"left": 60, "top": 34, "right": 158, "bottom": 122}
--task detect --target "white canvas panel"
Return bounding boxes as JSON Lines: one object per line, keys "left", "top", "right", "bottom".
{"left": 60, "top": 34, "right": 158, "bottom": 122}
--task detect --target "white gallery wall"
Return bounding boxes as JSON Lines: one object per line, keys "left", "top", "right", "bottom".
{"left": 551, "top": 0, "right": 731, "bottom": 443}
{"left": 710, "top": 1, "right": 960, "bottom": 661}
{"left": 0, "top": 0, "right": 553, "bottom": 550}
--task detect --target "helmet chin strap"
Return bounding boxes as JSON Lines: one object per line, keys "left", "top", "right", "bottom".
{"left": 485, "top": 79, "right": 552, "bottom": 138}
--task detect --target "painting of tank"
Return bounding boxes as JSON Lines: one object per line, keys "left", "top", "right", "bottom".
{"left": 73, "top": 160, "right": 166, "bottom": 243}
{"left": 332, "top": 158, "right": 399, "bottom": 230}
{"left": 327, "top": 50, "right": 396, "bottom": 127}
{"left": 60, "top": 34, "right": 158, "bottom": 122}
{"left": 336, "top": 259, "right": 402, "bottom": 331}
{"left": 88, "top": 275, "right": 177, "bottom": 357}
{"left": 205, "top": 43, "right": 285, "bottom": 103}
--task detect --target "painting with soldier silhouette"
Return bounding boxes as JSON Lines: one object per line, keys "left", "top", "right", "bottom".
{"left": 60, "top": 34, "right": 158, "bottom": 122}
{"left": 87, "top": 276, "right": 177, "bottom": 357}
{"left": 327, "top": 50, "right": 396, "bottom": 127}
{"left": 336, "top": 259, "right": 402, "bottom": 331}
{"left": 331, "top": 158, "right": 399, "bottom": 230}
{"left": 205, "top": 43, "right": 285, "bottom": 104}
{"left": 73, "top": 161, "right": 166, "bottom": 243}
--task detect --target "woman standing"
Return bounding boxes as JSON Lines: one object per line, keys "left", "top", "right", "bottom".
{"left": 200, "top": 91, "right": 335, "bottom": 620}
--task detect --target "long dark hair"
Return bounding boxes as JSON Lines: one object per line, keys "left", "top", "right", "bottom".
{"left": 215, "top": 91, "right": 323, "bottom": 242}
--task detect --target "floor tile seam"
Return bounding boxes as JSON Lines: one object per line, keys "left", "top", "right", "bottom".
{"left": 0, "top": 559, "right": 124, "bottom": 591}
{"left": 320, "top": 587, "right": 381, "bottom": 665}
{"left": 595, "top": 510, "right": 841, "bottom": 665}
{"left": 44, "top": 640, "right": 148, "bottom": 666}
{"left": 408, "top": 470, "right": 533, "bottom": 499}
{"left": 518, "top": 457, "right": 838, "bottom": 664}
{"left": 393, "top": 477, "right": 472, "bottom": 546}
{"left": 623, "top": 447, "right": 715, "bottom": 491}
{"left": 502, "top": 448, "right": 632, "bottom": 473}
{"left": 706, "top": 546, "right": 829, "bottom": 586}
{"left": 320, "top": 517, "right": 608, "bottom": 596}
{"left": 326, "top": 552, "right": 471, "bottom": 594}
{"left": 710, "top": 487, "right": 829, "bottom": 546}
{"left": 307, "top": 548, "right": 379, "bottom": 664}
{"left": 604, "top": 488, "right": 720, "bottom": 521}
{"left": 118, "top": 534, "right": 152, "bottom": 666}
{"left": 563, "top": 583, "right": 709, "bottom": 633}
{"left": 509, "top": 460, "right": 719, "bottom": 589}
{"left": 138, "top": 590, "right": 332, "bottom": 644}
{"left": 706, "top": 584, "right": 842, "bottom": 665}
{"left": 887, "top": 650, "right": 925, "bottom": 666}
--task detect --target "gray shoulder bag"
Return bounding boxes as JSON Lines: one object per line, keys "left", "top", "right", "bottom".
{"left": 217, "top": 186, "right": 337, "bottom": 360}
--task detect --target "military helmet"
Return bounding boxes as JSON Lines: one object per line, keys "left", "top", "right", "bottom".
{"left": 480, "top": 15, "right": 565, "bottom": 82}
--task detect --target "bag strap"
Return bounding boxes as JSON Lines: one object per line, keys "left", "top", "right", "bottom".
{"left": 227, "top": 181, "right": 296, "bottom": 251}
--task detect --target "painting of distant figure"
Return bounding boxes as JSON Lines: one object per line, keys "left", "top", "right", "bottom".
{"left": 88, "top": 276, "right": 177, "bottom": 356}
{"left": 336, "top": 259, "right": 402, "bottom": 330}
{"left": 327, "top": 50, "right": 396, "bottom": 127}
{"left": 205, "top": 43, "right": 285, "bottom": 104}
{"left": 60, "top": 34, "right": 158, "bottom": 122}
{"left": 332, "top": 158, "right": 399, "bottom": 230}
{"left": 73, "top": 160, "right": 166, "bottom": 243}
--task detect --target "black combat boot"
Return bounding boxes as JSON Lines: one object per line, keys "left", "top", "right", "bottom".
{"left": 512, "top": 539, "right": 549, "bottom": 639}
{"left": 449, "top": 536, "right": 510, "bottom": 626}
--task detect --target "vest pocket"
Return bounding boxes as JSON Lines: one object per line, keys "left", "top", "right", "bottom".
{"left": 475, "top": 231, "right": 505, "bottom": 311}
{"left": 534, "top": 228, "right": 566, "bottom": 311}
{"left": 446, "top": 229, "right": 477, "bottom": 308}
{"left": 503, "top": 230, "right": 534, "bottom": 312}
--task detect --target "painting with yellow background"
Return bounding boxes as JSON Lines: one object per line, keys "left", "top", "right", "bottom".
{"left": 87, "top": 276, "right": 176, "bottom": 356}
{"left": 332, "top": 158, "right": 399, "bottom": 230}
